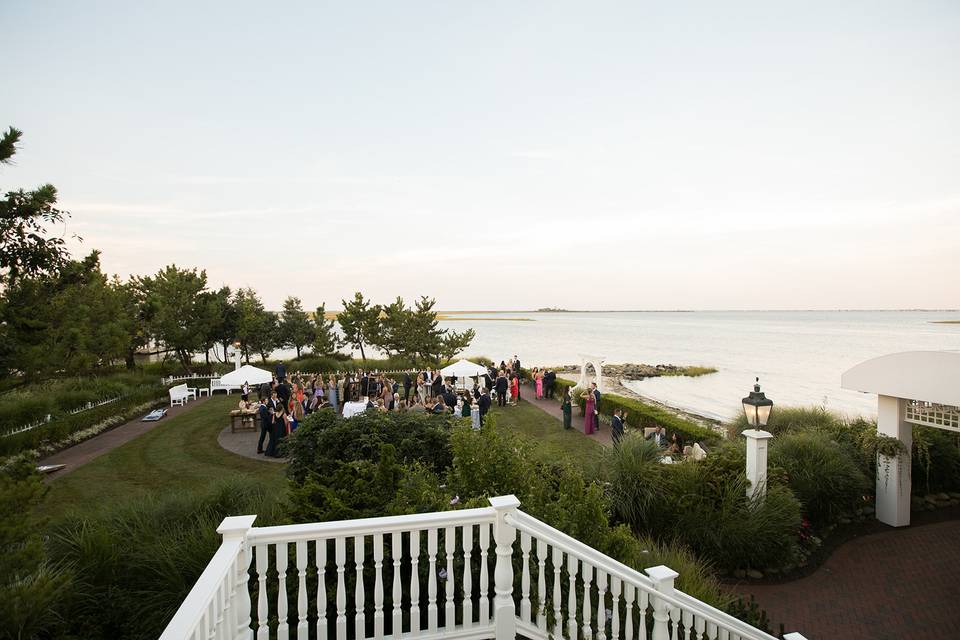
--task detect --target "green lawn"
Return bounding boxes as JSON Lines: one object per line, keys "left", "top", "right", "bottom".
{"left": 39, "top": 395, "right": 286, "bottom": 518}
{"left": 489, "top": 400, "right": 604, "bottom": 477}
{"left": 38, "top": 395, "right": 600, "bottom": 519}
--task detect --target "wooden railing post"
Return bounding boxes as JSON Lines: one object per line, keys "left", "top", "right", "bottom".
{"left": 645, "top": 565, "right": 678, "bottom": 640}
{"left": 489, "top": 495, "right": 521, "bottom": 640}
{"left": 218, "top": 515, "right": 258, "bottom": 640}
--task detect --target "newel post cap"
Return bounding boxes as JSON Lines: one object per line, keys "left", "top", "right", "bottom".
{"left": 217, "top": 515, "right": 257, "bottom": 538}
{"left": 742, "top": 429, "right": 774, "bottom": 441}
{"left": 488, "top": 495, "right": 521, "bottom": 510}
{"left": 645, "top": 565, "right": 679, "bottom": 587}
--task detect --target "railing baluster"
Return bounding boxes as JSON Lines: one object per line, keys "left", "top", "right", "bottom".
{"left": 277, "top": 542, "right": 289, "bottom": 640}
{"left": 409, "top": 530, "right": 421, "bottom": 636}
{"left": 462, "top": 524, "right": 473, "bottom": 628}
{"left": 427, "top": 528, "right": 438, "bottom": 633}
{"left": 354, "top": 536, "right": 365, "bottom": 640}
{"left": 610, "top": 576, "right": 621, "bottom": 640}
{"left": 374, "top": 533, "right": 384, "bottom": 639}
{"left": 296, "top": 540, "right": 308, "bottom": 638}
{"left": 582, "top": 562, "right": 593, "bottom": 640}
{"left": 444, "top": 526, "right": 455, "bottom": 627}
{"left": 255, "top": 544, "right": 269, "bottom": 640}
{"left": 479, "top": 523, "right": 490, "bottom": 625}
{"left": 552, "top": 547, "right": 563, "bottom": 640}
{"left": 694, "top": 616, "right": 706, "bottom": 640}
{"left": 639, "top": 589, "right": 649, "bottom": 640}
{"left": 624, "top": 583, "right": 635, "bottom": 640}
{"left": 335, "top": 537, "right": 347, "bottom": 640}
{"left": 536, "top": 538, "right": 547, "bottom": 632}
{"left": 391, "top": 532, "right": 402, "bottom": 636}
{"left": 567, "top": 555, "right": 579, "bottom": 640}
{"left": 316, "top": 539, "right": 328, "bottom": 640}
{"left": 596, "top": 569, "right": 607, "bottom": 640}
{"left": 670, "top": 606, "right": 680, "bottom": 640}
{"left": 520, "top": 531, "right": 532, "bottom": 623}
{"left": 682, "top": 610, "right": 694, "bottom": 640}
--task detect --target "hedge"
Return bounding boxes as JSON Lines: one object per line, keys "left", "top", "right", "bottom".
{"left": 0, "top": 387, "right": 166, "bottom": 458}
{"left": 550, "top": 377, "right": 720, "bottom": 445}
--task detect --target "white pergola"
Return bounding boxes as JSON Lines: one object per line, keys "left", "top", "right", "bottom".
{"left": 575, "top": 354, "right": 606, "bottom": 393}
{"left": 841, "top": 350, "right": 960, "bottom": 527}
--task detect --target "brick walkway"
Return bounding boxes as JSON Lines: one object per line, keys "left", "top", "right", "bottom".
{"left": 38, "top": 397, "right": 208, "bottom": 482}
{"left": 729, "top": 518, "right": 960, "bottom": 639}
{"left": 520, "top": 383, "right": 613, "bottom": 446}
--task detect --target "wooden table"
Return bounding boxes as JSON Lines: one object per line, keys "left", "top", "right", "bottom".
{"left": 230, "top": 411, "right": 258, "bottom": 433}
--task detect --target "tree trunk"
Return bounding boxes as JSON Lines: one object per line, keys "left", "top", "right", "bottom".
{"left": 125, "top": 349, "right": 136, "bottom": 370}
{"left": 178, "top": 349, "right": 192, "bottom": 374}
{"left": 296, "top": 345, "right": 302, "bottom": 358}
{"left": 359, "top": 342, "right": 366, "bottom": 362}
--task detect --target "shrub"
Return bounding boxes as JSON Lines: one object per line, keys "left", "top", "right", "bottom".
{"left": 47, "top": 478, "right": 282, "bottom": 640}
{"left": 284, "top": 407, "right": 455, "bottom": 483}
{"left": 729, "top": 405, "right": 839, "bottom": 437}
{"left": 912, "top": 427, "right": 960, "bottom": 494}
{"left": 604, "top": 434, "right": 672, "bottom": 531}
{"left": 769, "top": 432, "right": 869, "bottom": 525}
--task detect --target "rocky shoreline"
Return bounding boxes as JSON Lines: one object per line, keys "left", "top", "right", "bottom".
{"left": 555, "top": 373, "right": 723, "bottom": 432}
{"left": 552, "top": 362, "right": 716, "bottom": 380}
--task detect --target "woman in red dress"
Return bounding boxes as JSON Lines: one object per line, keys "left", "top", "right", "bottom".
{"left": 581, "top": 388, "right": 596, "bottom": 434}
{"left": 510, "top": 374, "right": 519, "bottom": 405}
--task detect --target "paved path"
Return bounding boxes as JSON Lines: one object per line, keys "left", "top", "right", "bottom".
{"left": 38, "top": 397, "right": 209, "bottom": 482}
{"left": 520, "top": 384, "right": 612, "bottom": 446}
{"left": 728, "top": 517, "right": 960, "bottom": 639}
{"left": 217, "top": 424, "right": 286, "bottom": 463}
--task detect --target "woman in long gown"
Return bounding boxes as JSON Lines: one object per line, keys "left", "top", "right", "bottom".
{"left": 510, "top": 374, "right": 519, "bottom": 405}
{"left": 535, "top": 369, "right": 543, "bottom": 399}
{"left": 581, "top": 388, "right": 596, "bottom": 434}
{"left": 327, "top": 375, "right": 339, "bottom": 413}
{"left": 561, "top": 388, "right": 572, "bottom": 429}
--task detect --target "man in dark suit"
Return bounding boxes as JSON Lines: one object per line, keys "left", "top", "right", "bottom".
{"left": 646, "top": 425, "right": 668, "bottom": 447}
{"left": 442, "top": 385, "right": 457, "bottom": 410}
{"left": 544, "top": 370, "right": 556, "bottom": 399}
{"left": 403, "top": 371, "right": 412, "bottom": 402}
{"left": 591, "top": 382, "right": 601, "bottom": 430}
{"left": 611, "top": 409, "right": 626, "bottom": 447}
{"left": 275, "top": 362, "right": 286, "bottom": 383}
{"left": 495, "top": 372, "right": 508, "bottom": 407}
{"left": 478, "top": 388, "right": 492, "bottom": 425}
{"left": 276, "top": 380, "right": 291, "bottom": 406}
{"left": 360, "top": 372, "right": 369, "bottom": 398}
{"left": 257, "top": 400, "right": 273, "bottom": 454}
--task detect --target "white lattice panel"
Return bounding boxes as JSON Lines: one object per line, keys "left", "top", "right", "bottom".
{"left": 904, "top": 400, "right": 960, "bottom": 432}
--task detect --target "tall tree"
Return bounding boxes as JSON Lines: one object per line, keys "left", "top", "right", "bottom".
{"left": 233, "top": 288, "right": 277, "bottom": 364}
{"left": 373, "top": 296, "right": 409, "bottom": 358}
{"left": 141, "top": 265, "right": 210, "bottom": 372}
{"left": 199, "top": 286, "right": 236, "bottom": 366}
{"left": 0, "top": 127, "right": 74, "bottom": 283}
{"left": 1, "top": 252, "right": 130, "bottom": 377}
{"left": 278, "top": 296, "right": 315, "bottom": 358}
{"left": 312, "top": 303, "right": 342, "bottom": 356}
{"left": 338, "top": 292, "right": 381, "bottom": 361}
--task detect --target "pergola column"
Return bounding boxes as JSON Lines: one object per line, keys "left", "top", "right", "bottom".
{"left": 876, "top": 394, "right": 912, "bottom": 527}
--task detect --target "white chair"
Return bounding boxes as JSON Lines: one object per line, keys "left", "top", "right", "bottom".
{"left": 169, "top": 384, "right": 191, "bottom": 407}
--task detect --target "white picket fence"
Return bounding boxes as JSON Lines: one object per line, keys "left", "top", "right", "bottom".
{"left": 1, "top": 395, "right": 123, "bottom": 438}
{"left": 159, "top": 495, "right": 806, "bottom": 640}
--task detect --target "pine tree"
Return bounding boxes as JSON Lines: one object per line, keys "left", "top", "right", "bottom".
{"left": 338, "top": 292, "right": 381, "bottom": 361}
{"left": 278, "top": 296, "right": 315, "bottom": 358}
{"left": 312, "top": 303, "right": 342, "bottom": 356}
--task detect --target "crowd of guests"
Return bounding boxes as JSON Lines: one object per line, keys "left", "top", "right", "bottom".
{"left": 240, "top": 357, "right": 533, "bottom": 458}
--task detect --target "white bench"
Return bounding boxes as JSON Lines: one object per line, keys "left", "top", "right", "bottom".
{"left": 209, "top": 378, "right": 242, "bottom": 395}
{"left": 169, "top": 384, "right": 194, "bottom": 407}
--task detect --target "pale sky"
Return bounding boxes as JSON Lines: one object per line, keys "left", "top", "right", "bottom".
{"left": 3, "top": 1, "right": 958, "bottom": 310}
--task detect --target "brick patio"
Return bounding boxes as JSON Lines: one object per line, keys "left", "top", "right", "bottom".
{"left": 728, "top": 518, "right": 960, "bottom": 639}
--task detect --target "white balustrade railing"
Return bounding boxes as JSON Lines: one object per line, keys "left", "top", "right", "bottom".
{"left": 160, "top": 496, "right": 807, "bottom": 640}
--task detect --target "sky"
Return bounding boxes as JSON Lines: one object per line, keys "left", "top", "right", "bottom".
{"left": 2, "top": 0, "right": 958, "bottom": 311}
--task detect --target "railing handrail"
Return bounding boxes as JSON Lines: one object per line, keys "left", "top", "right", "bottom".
{"left": 506, "top": 510, "right": 657, "bottom": 590}
{"left": 247, "top": 506, "right": 497, "bottom": 544}
{"left": 507, "top": 510, "right": 780, "bottom": 640}
{"left": 158, "top": 535, "right": 243, "bottom": 640}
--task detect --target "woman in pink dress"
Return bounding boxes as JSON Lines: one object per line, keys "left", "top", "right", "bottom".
{"left": 581, "top": 388, "right": 596, "bottom": 434}
{"left": 535, "top": 369, "right": 543, "bottom": 399}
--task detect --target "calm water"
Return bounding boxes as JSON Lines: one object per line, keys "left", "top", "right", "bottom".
{"left": 435, "top": 311, "right": 960, "bottom": 421}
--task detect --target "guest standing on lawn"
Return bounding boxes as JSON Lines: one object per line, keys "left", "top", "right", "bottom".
{"left": 561, "top": 388, "right": 572, "bottom": 429}
{"left": 327, "top": 375, "right": 339, "bottom": 412}
{"left": 510, "top": 374, "right": 519, "bottom": 405}
{"left": 582, "top": 387, "right": 596, "bottom": 434}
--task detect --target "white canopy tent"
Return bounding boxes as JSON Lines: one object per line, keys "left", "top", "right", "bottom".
{"left": 219, "top": 365, "right": 272, "bottom": 386}
{"left": 439, "top": 359, "right": 489, "bottom": 390}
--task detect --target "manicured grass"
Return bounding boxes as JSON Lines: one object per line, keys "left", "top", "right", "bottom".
{"left": 488, "top": 401, "right": 604, "bottom": 476}
{"left": 39, "top": 395, "right": 286, "bottom": 519}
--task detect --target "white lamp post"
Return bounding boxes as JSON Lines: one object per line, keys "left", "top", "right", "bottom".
{"left": 742, "top": 377, "right": 774, "bottom": 499}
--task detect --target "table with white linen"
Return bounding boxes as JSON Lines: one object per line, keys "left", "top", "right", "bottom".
{"left": 342, "top": 400, "right": 369, "bottom": 419}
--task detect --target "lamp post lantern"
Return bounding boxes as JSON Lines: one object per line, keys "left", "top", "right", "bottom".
{"left": 742, "top": 377, "right": 773, "bottom": 428}
{"left": 742, "top": 377, "right": 774, "bottom": 499}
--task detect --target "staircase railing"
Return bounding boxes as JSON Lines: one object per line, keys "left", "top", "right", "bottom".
{"left": 159, "top": 496, "right": 806, "bottom": 640}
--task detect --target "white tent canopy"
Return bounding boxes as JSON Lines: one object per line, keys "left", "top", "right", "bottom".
{"left": 219, "top": 365, "right": 272, "bottom": 386}
{"left": 440, "top": 359, "right": 488, "bottom": 379}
